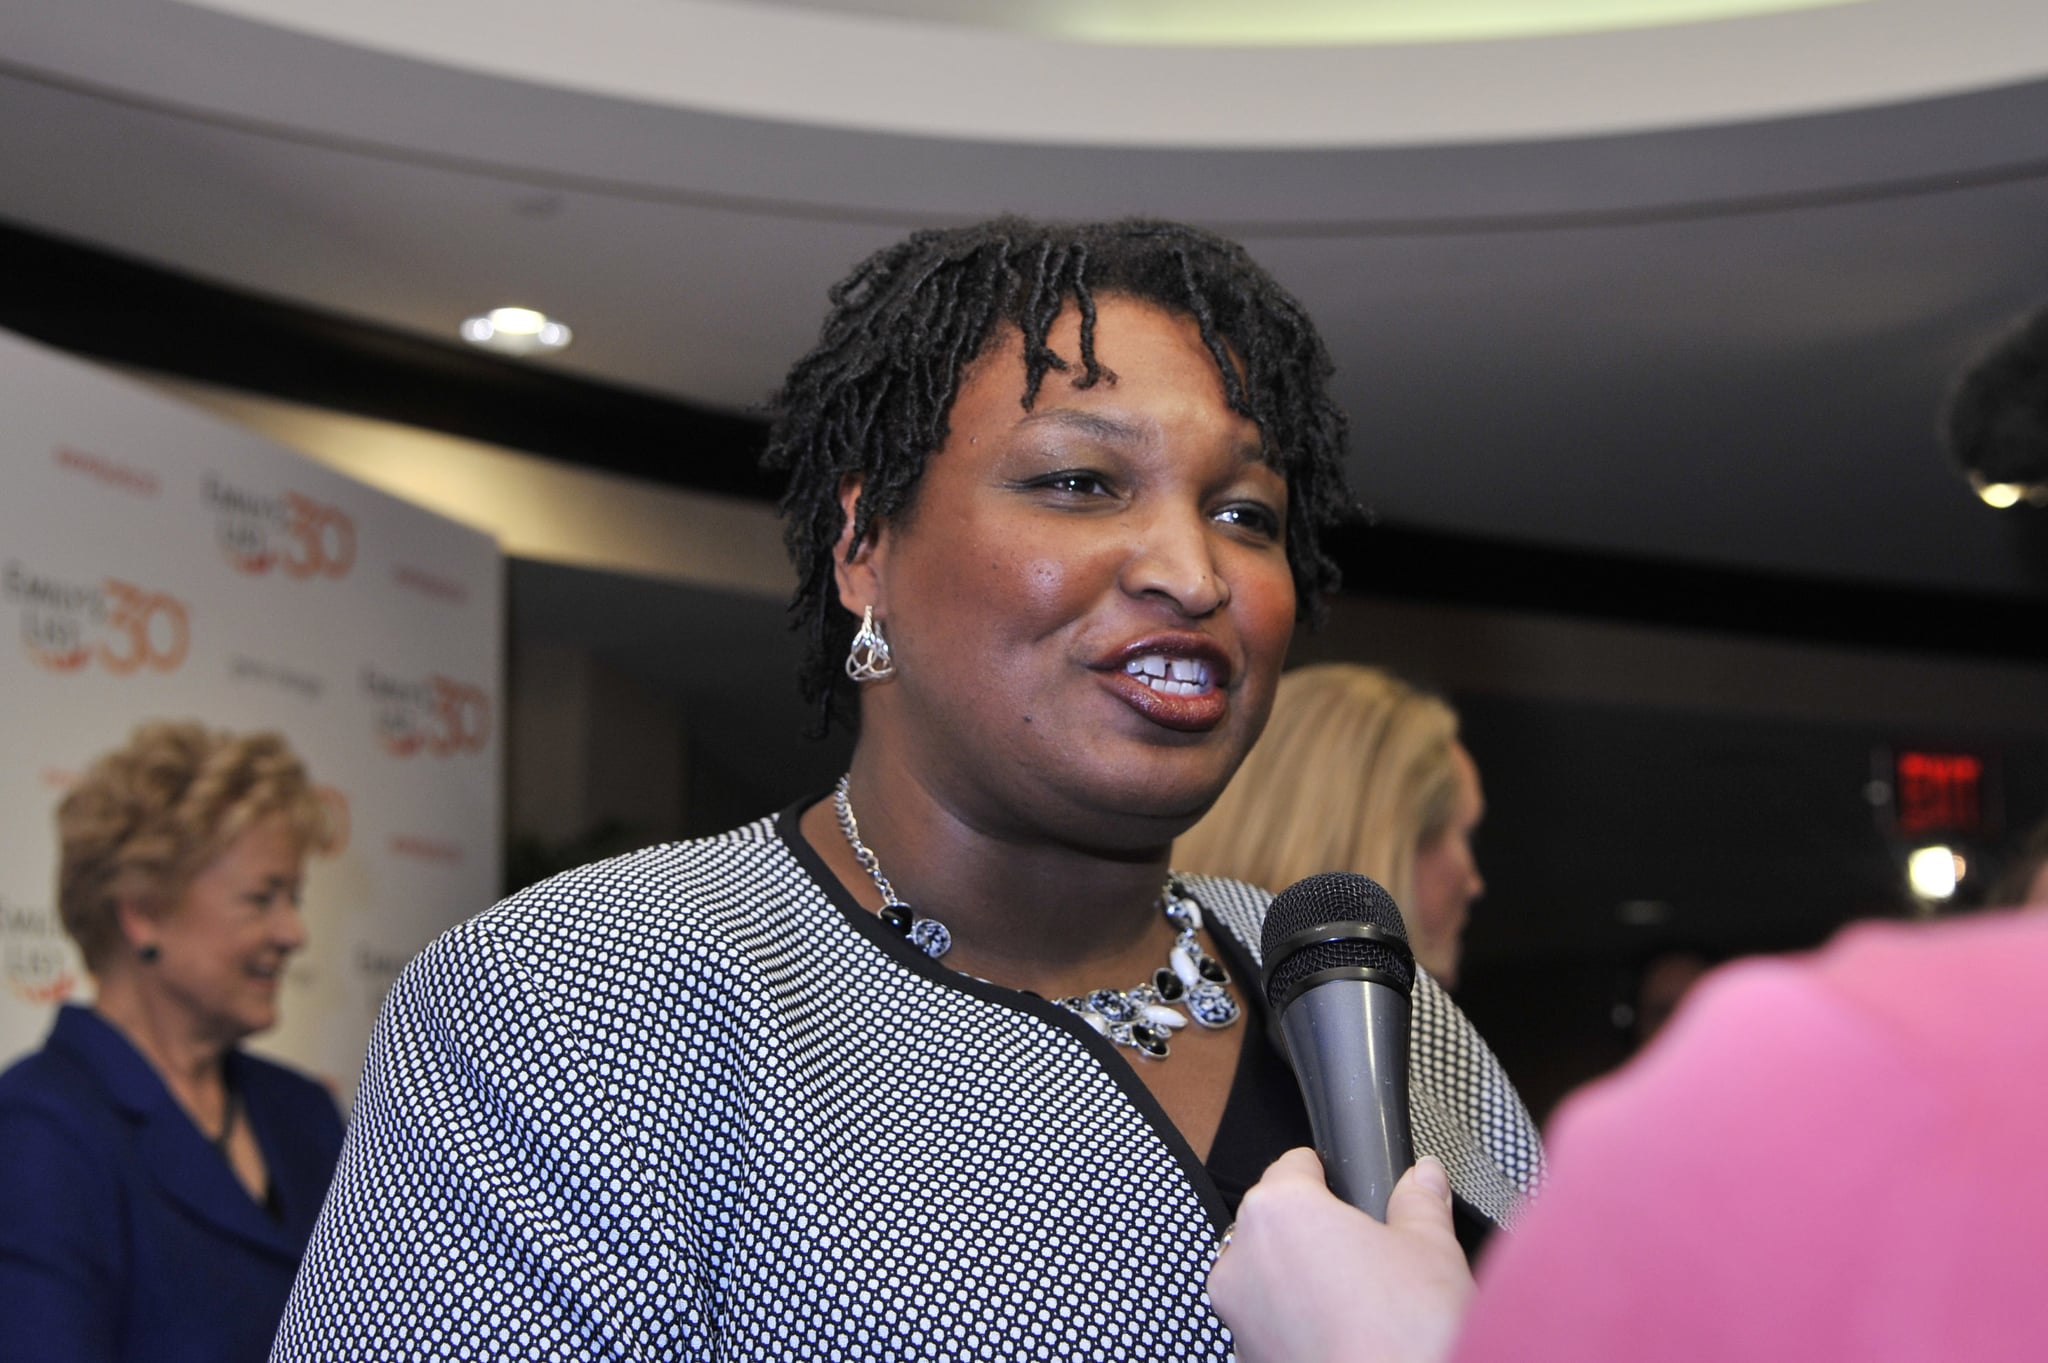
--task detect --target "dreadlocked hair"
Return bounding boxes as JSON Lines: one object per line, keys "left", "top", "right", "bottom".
{"left": 763, "top": 216, "right": 1358, "bottom": 733}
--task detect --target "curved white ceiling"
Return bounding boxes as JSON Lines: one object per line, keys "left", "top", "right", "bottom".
{"left": 174, "top": 0, "right": 2048, "bottom": 148}
{"left": 742, "top": 0, "right": 1864, "bottom": 47}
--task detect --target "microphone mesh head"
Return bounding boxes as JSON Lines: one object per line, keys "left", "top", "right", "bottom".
{"left": 1261, "top": 872, "right": 1414, "bottom": 1007}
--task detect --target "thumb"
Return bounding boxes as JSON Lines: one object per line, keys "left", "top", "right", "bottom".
{"left": 1384, "top": 1156, "right": 1455, "bottom": 1234}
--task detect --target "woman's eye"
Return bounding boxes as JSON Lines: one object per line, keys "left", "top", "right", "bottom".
{"left": 1216, "top": 503, "right": 1283, "bottom": 539}
{"left": 1036, "top": 471, "right": 1112, "bottom": 497}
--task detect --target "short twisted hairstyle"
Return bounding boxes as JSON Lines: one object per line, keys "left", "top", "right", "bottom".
{"left": 763, "top": 216, "right": 1358, "bottom": 731}
{"left": 57, "top": 721, "right": 329, "bottom": 971}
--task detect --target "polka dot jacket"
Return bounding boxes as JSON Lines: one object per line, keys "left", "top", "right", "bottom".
{"left": 274, "top": 809, "right": 1542, "bottom": 1361}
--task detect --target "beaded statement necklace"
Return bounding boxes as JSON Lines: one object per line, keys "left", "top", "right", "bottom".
{"left": 832, "top": 774, "right": 1240, "bottom": 1059}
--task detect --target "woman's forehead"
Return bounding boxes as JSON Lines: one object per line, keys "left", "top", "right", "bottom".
{"left": 957, "top": 295, "right": 1253, "bottom": 417}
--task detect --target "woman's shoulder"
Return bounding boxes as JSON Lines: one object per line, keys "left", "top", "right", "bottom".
{"left": 488, "top": 813, "right": 806, "bottom": 934}
{"left": 0, "top": 1035, "right": 82, "bottom": 1114}
{"left": 0, "top": 1005, "right": 122, "bottom": 1110}
{"left": 356, "top": 813, "right": 847, "bottom": 1115}
{"left": 398, "top": 813, "right": 821, "bottom": 1008}
{"left": 1172, "top": 871, "right": 1273, "bottom": 959}
{"left": 0, "top": 1013, "right": 128, "bottom": 1168}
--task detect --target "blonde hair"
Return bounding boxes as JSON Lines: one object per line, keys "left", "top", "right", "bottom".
{"left": 57, "top": 721, "right": 329, "bottom": 971}
{"left": 1175, "top": 664, "right": 1463, "bottom": 909}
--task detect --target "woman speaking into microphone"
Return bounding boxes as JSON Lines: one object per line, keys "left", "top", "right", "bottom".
{"left": 275, "top": 217, "right": 1539, "bottom": 1360}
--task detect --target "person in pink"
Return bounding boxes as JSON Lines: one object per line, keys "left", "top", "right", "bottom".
{"left": 1209, "top": 909, "right": 2048, "bottom": 1363}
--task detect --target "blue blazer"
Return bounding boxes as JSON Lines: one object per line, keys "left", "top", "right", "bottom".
{"left": 0, "top": 1005, "right": 344, "bottom": 1363}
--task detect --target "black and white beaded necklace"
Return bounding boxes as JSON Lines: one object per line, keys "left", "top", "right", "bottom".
{"left": 832, "top": 774, "right": 1240, "bottom": 1059}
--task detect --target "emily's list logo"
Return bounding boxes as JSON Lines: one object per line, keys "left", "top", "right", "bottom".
{"left": 4, "top": 562, "right": 190, "bottom": 675}
{"left": 2, "top": 898, "right": 78, "bottom": 1006}
{"left": 205, "top": 475, "right": 356, "bottom": 580}
{"left": 361, "top": 668, "right": 491, "bottom": 757}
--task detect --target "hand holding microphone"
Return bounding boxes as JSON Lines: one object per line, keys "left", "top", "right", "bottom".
{"left": 1209, "top": 1150, "right": 1472, "bottom": 1363}
{"left": 1207, "top": 871, "right": 1472, "bottom": 1362}
{"left": 1259, "top": 871, "right": 1417, "bottom": 1219}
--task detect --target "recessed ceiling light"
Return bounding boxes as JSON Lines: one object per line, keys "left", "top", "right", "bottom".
{"left": 461, "top": 306, "right": 572, "bottom": 356}
{"left": 1975, "top": 480, "right": 2025, "bottom": 509}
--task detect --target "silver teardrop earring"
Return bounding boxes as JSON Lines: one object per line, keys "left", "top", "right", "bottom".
{"left": 844, "top": 606, "right": 896, "bottom": 683}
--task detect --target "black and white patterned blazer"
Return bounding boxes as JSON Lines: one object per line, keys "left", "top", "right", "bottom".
{"left": 275, "top": 810, "right": 1541, "bottom": 1361}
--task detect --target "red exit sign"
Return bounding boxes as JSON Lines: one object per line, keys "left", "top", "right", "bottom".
{"left": 1894, "top": 751, "right": 1986, "bottom": 836}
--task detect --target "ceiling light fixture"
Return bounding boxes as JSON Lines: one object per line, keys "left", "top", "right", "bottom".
{"left": 461, "top": 306, "right": 572, "bottom": 356}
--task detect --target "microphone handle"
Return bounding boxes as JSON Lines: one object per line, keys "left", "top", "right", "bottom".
{"left": 1277, "top": 979, "right": 1414, "bottom": 1220}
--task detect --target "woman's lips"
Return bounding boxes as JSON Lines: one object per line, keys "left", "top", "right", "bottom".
{"left": 1102, "top": 651, "right": 1229, "bottom": 731}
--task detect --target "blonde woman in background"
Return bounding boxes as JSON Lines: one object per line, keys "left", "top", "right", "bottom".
{"left": 1176, "top": 663, "right": 1488, "bottom": 988}
{"left": 0, "top": 721, "right": 341, "bottom": 1363}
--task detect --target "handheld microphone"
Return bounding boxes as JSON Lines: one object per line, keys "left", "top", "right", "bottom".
{"left": 1260, "top": 872, "right": 1416, "bottom": 1221}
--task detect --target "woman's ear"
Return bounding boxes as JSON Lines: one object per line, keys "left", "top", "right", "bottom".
{"left": 832, "top": 476, "right": 887, "bottom": 617}
{"left": 115, "top": 892, "right": 164, "bottom": 957}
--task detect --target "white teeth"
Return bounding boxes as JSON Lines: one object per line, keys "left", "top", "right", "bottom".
{"left": 1123, "top": 654, "right": 1213, "bottom": 696}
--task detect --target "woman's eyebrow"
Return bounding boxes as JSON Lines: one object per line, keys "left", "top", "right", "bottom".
{"left": 1012, "top": 408, "right": 1143, "bottom": 444}
{"left": 1013, "top": 406, "right": 1271, "bottom": 474}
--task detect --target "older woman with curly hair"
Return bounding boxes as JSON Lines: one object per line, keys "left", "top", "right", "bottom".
{"left": 0, "top": 721, "right": 341, "bottom": 1363}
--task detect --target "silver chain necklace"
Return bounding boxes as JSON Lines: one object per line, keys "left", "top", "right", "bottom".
{"left": 832, "top": 774, "right": 1240, "bottom": 1059}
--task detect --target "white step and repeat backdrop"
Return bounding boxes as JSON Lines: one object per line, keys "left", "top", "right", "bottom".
{"left": 0, "top": 330, "right": 503, "bottom": 1102}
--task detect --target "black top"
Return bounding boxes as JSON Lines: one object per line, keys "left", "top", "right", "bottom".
{"left": 1200, "top": 919, "right": 1495, "bottom": 1257}
{"left": 1198, "top": 920, "right": 1315, "bottom": 1217}
{"left": 782, "top": 794, "right": 1495, "bottom": 1248}
{"left": 786, "top": 794, "right": 1311, "bottom": 1219}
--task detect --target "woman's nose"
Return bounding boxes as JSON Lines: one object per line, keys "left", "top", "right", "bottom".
{"left": 274, "top": 901, "right": 310, "bottom": 951}
{"left": 1121, "top": 507, "right": 1229, "bottom": 617}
